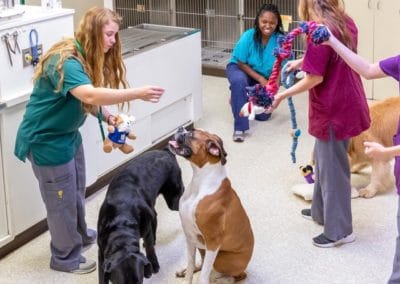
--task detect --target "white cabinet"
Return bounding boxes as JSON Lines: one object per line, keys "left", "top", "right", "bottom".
{"left": 0, "top": 6, "right": 75, "bottom": 247}
{"left": 344, "top": 0, "right": 400, "bottom": 100}
{"left": 0, "top": 129, "right": 11, "bottom": 247}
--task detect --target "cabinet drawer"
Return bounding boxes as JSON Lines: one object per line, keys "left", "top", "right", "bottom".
{"left": 151, "top": 95, "right": 192, "bottom": 143}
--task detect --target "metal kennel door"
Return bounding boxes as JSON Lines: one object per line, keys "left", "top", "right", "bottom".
{"left": 114, "top": 0, "right": 303, "bottom": 70}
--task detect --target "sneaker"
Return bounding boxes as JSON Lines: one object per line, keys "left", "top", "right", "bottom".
{"left": 301, "top": 208, "right": 312, "bottom": 220}
{"left": 312, "top": 233, "right": 356, "bottom": 248}
{"left": 233, "top": 131, "right": 245, "bottom": 143}
{"left": 69, "top": 259, "right": 96, "bottom": 274}
{"left": 82, "top": 229, "right": 97, "bottom": 252}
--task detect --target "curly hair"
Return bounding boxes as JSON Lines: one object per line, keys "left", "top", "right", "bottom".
{"left": 298, "top": 0, "right": 355, "bottom": 51}
{"left": 33, "top": 7, "right": 128, "bottom": 112}
{"left": 253, "top": 3, "right": 284, "bottom": 45}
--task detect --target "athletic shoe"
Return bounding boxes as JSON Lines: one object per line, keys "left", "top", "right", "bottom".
{"left": 233, "top": 131, "right": 245, "bottom": 142}
{"left": 69, "top": 259, "right": 96, "bottom": 274}
{"left": 312, "top": 233, "right": 356, "bottom": 248}
{"left": 301, "top": 208, "right": 312, "bottom": 220}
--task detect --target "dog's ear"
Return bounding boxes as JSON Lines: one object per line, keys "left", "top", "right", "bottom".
{"left": 161, "top": 170, "right": 184, "bottom": 211}
{"left": 103, "top": 249, "right": 135, "bottom": 273}
{"left": 103, "top": 252, "right": 122, "bottom": 273}
{"left": 207, "top": 137, "right": 227, "bottom": 165}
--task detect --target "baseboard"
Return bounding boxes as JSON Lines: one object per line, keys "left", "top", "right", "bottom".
{"left": 202, "top": 65, "right": 226, "bottom": 78}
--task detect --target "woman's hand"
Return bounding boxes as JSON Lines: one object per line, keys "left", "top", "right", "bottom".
{"left": 272, "top": 93, "right": 285, "bottom": 110}
{"left": 137, "top": 86, "right": 165, "bottom": 103}
{"left": 258, "top": 77, "right": 269, "bottom": 86}
{"left": 364, "top": 141, "right": 392, "bottom": 161}
{"left": 284, "top": 58, "right": 303, "bottom": 73}
{"left": 107, "top": 114, "right": 117, "bottom": 126}
{"left": 319, "top": 25, "right": 335, "bottom": 46}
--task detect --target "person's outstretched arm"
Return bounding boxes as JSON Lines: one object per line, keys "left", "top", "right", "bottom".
{"left": 364, "top": 141, "right": 400, "bottom": 161}
{"left": 272, "top": 73, "right": 323, "bottom": 110}
{"left": 326, "top": 33, "right": 387, "bottom": 80}
{"left": 69, "top": 85, "right": 164, "bottom": 106}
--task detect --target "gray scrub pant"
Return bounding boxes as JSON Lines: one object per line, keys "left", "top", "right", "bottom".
{"left": 311, "top": 127, "right": 353, "bottom": 241}
{"left": 29, "top": 144, "right": 96, "bottom": 272}
{"left": 389, "top": 197, "right": 400, "bottom": 284}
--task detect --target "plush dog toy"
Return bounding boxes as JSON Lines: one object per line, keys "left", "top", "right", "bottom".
{"left": 240, "top": 85, "right": 270, "bottom": 120}
{"left": 239, "top": 101, "right": 266, "bottom": 120}
{"left": 103, "top": 113, "right": 136, "bottom": 154}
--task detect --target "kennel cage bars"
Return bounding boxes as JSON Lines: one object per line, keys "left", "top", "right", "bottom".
{"left": 114, "top": 0, "right": 304, "bottom": 72}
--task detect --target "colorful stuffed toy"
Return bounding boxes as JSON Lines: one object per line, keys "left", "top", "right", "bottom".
{"left": 240, "top": 86, "right": 269, "bottom": 120}
{"left": 300, "top": 164, "right": 315, "bottom": 184}
{"left": 103, "top": 113, "right": 136, "bottom": 154}
{"left": 293, "top": 163, "right": 359, "bottom": 200}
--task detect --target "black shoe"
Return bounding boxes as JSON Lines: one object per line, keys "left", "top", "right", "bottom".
{"left": 255, "top": 113, "right": 271, "bottom": 121}
{"left": 312, "top": 233, "right": 355, "bottom": 248}
{"left": 301, "top": 208, "right": 312, "bottom": 220}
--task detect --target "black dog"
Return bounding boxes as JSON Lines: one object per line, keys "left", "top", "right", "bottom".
{"left": 97, "top": 149, "right": 184, "bottom": 284}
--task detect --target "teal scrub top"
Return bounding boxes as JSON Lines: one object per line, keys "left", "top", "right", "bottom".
{"left": 230, "top": 28, "right": 281, "bottom": 78}
{"left": 14, "top": 56, "right": 92, "bottom": 166}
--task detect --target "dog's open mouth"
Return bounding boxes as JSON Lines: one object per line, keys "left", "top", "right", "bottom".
{"left": 168, "top": 140, "right": 192, "bottom": 158}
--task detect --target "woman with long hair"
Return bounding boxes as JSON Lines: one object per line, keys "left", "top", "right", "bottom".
{"left": 273, "top": 0, "right": 370, "bottom": 247}
{"left": 14, "top": 7, "right": 164, "bottom": 274}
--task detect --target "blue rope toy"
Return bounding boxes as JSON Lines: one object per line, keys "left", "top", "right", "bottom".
{"left": 281, "top": 63, "right": 302, "bottom": 163}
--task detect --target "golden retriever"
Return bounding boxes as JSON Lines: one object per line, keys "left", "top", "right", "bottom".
{"left": 348, "top": 97, "right": 400, "bottom": 198}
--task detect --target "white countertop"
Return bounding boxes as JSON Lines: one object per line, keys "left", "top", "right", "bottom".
{"left": 0, "top": 5, "right": 74, "bottom": 31}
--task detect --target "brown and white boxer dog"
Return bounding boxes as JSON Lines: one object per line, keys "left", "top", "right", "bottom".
{"left": 169, "top": 127, "right": 254, "bottom": 284}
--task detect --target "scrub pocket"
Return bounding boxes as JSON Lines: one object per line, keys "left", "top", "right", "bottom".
{"left": 42, "top": 173, "right": 73, "bottom": 212}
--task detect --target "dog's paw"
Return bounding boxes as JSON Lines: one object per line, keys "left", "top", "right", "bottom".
{"left": 176, "top": 265, "right": 202, "bottom": 278}
{"left": 358, "top": 186, "right": 378, "bottom": 198}
{"left": 176, "top": 268, "right": 187, "bottom": 278}
{"left": 211, "top": 276, "right": 235, "bottom": 284}
{"left": 210, "top": 271, "right": 246, "bottom": 283}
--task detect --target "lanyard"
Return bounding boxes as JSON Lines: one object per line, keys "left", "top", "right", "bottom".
{"left": 97, "top": 106, "right": 106, "bottom": 141}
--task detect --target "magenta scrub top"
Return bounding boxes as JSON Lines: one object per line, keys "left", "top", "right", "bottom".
{"left": 302, "top": 17, "right": 370, "bottom": 140}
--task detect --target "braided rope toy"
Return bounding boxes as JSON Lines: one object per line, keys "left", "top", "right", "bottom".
{"left": 241, "top": 21, "right": 329, "bottom": 163}
{"left": 281, "top": 63, "right": 305, "bottom": 163}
